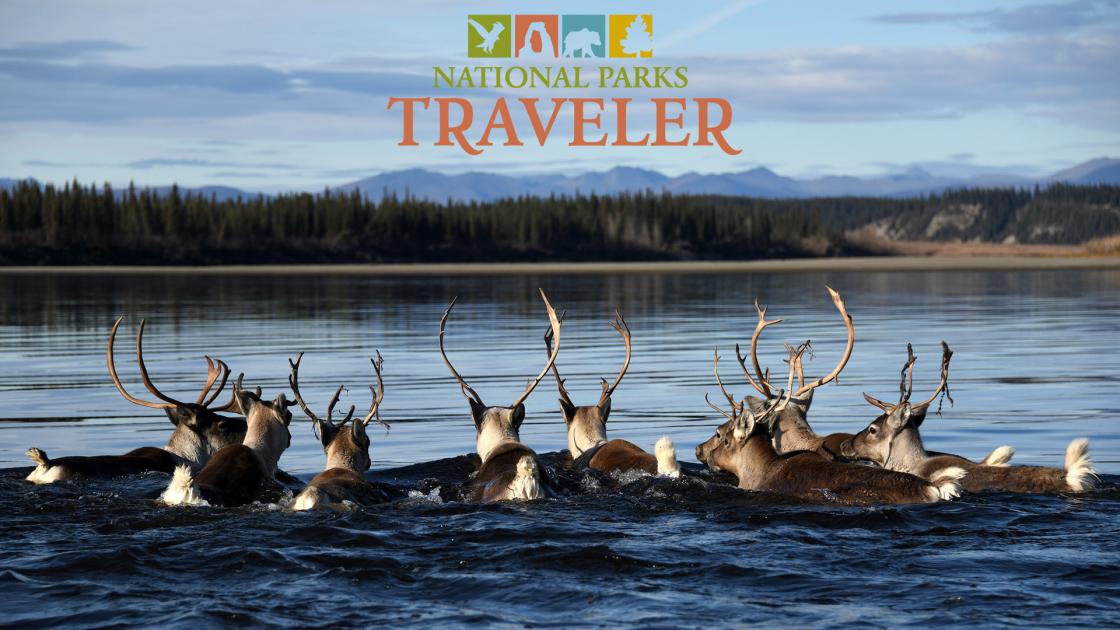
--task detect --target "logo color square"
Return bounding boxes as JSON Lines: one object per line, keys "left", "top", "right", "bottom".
{"left": 561, "top": 15, "right": 606, "bottom": 59}
{"left": 608, "top": 14, "right": 653, "bottom": 58}
{"left": 467, "top": 15, "right": 512, "bottom": 58}
{"left": 514, "top": 15, "right": 560, "bottom": 58}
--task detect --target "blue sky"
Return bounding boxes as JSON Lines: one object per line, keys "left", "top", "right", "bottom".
{"left": 0, "top": 0, "right": 1117, "bottom": 191}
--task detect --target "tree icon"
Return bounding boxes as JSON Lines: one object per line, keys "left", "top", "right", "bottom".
{"left": 620, "top": 16, "right": 653, "bottom": 56}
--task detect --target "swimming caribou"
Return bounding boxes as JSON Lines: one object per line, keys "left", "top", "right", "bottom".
{"left": 840, "top": 343, "right": 1097, "bottom": 493}
{"left": 696, "top": 345, "right": 966, "bottom": 506}
{"left": 735, "top": 288, "right": 856, "bottom": 459}
{"left": 160, "top": 374, "right": 295, "bottom": 507}
{"left": 439, "top": 288, "right": 561, "bottom": 502}
{"left": 289, "top": 352, "right": 392, "bottom": 511}
{"left": 544, "top": 311, "right": 680, "bottom": 477}
{"left": 25, "top": 317, "right": 246, "bottom": 484}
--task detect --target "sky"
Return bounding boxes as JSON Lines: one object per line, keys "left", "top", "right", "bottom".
{"left": 0, "top": 0, "right": 1118, "bottom": 191}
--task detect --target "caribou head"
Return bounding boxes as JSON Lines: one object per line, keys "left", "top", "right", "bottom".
{"left": 288, "top": 351, "right": 388, "bottom": 474}
{"left": 107, "top": 317, "right": 246, "bottom": 467}
{"left": 439, "top": 288, "right": 562, "bottom": 463}
{"left": 544, "top": 310, "right": 631, "bottom": 458}
{"left": 841, "top": 342, "right": 953, "bottom": 464}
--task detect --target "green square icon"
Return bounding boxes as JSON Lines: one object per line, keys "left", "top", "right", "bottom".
{"left": 467, "top": 15, "right": 511, "bottom": 58}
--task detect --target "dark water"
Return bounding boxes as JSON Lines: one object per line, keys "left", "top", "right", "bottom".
{"left": 1, "top": 269, "right": 1119, "bottom": 627}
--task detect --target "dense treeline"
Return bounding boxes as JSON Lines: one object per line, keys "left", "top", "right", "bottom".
{"left": 0, "top": 179, "right": 1117, "bottom": 264}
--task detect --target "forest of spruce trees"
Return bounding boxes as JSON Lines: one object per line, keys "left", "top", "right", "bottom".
{"left": 0, "top": 179, "right": 1117, "bottom": 264}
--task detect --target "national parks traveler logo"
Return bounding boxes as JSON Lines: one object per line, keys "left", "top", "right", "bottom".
{"left": 467, "top": 14, "right": 650, "bottom": 58}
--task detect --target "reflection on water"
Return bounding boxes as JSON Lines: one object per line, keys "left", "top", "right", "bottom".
{"left": 0, "top": 269, "right": 1118, "bottom": 473}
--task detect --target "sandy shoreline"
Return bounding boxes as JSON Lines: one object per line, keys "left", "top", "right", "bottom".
{"left": 1, "top": 256, "right": 1119, "bottom": 276}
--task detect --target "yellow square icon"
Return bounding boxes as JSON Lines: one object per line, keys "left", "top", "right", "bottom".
{"left": 609, "top": 14, "right": 653, "bottom": 58}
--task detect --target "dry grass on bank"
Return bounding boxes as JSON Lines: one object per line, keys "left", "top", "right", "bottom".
{"left": 846, "top": 227, "right": 1120, "bottom": 258}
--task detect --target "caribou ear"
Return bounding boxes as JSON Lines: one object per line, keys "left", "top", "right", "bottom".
{"left": 312, "top": 419, "right": 329, "bottom": 447}
{"left": 468, "top": 398, "right": 487, "bottom": 428}
{"left": 733, "top": 414, "right": 755, "bottom": 441}
{"left": 794, "top": 388, "right": 814, "bottom": 410}
{"left": 745, "top": 396, "right": 768, "bottom": 416}
{"left": 909, "top": 404, "right": 930, "bottom": 428}
{"left": 887, "top": 403, "right": 912, "bottom": 429}
{"left": 559, "top": 398, "right": 577, "bottom": 423}
{"left": 233, "top": 390, "right": 257, "bottom": 416}
{"left": 597, "top": 396, "right": 612, "bottom": 421}
{"left": 351, "top": 419, "right": 368, "bottom": 442}
{"left": 511, "top": 404, "right": 526, "bottom": 431}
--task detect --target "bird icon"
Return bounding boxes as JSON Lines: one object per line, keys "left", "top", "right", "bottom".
{"left": 467, "top": 17, "right": 506, "bottom": 54}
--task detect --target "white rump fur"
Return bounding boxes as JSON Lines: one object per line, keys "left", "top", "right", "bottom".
{"left": 980, "top": 445, "right": 1015, "bottom": 467}
{"left": 927, "top": 466, "right": 966, "bottom": 501}
{"left": 508, "top": 455, "right": 544, "bottom": 500}
{"left": 24, "top": 448, "right": 64, "bottom": 484}
{"left": 291, "top": 485, "right": 323, "bottom": 512}
{"left": 655, "top": 436, "right": 681, "bottom": 478}
{"left": 160, "top": 465, "right": 210, "bottom": 507}
{"left": 1064, "top": 438, "right": 1097, "bottom": 492}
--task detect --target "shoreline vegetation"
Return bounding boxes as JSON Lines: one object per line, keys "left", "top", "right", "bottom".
{"left": 2, "top": 256, "right": 1118, "bottom": 276}
{"left": 1, "top": 179, "right": 1118, "bottom": 266}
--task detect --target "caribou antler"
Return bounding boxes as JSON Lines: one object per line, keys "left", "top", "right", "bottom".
{"left": 736, "top": 300, "right": 783, "bottom": 398}
{"left": 793, "top": 287, "right": 855, "bottom": 398}
{"left": 200, "top": 358, "right": 232, "bottom": 408}
{"left": 712, "top": 348, "right": 739, "bottom": 410}
{"left": 544, "top": 310, "right": 574, "bottom": 408}
{"left": 597, "top": 310, "right": 631, "bottom": 405}
{"left": 511, "top": 289, "right": 562, "bottom": 409}
{"left": 912, "top": 341, "right": 953, "bottom": 412}
{"left": 133, "top": 319, "right": 192, "bottom": 407}
{"left": 108, "top": 317, "right": 241, "bottom": 413}
{"left": 707, "top": 349, "right": 741, "bottom": 421}
{"left": 360, "top": 351, "right": 389, "bottom": 429}
{"left": 289, "top": 352, "right": 328, "bottom": 425}
{"left": 438, "top": 296, "right": 485, "bottom": 407}
{"left": 107, "top": 317, "right": 177, "bottom": 410}
{"left": 864, "top": 342, "right": 954, "bottom": 414}
{"left": 900, "top": 343, "right": 917, "bottom": 404}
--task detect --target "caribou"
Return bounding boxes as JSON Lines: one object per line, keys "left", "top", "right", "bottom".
{"left": 439, "top": 288, "right": 561, "bottom": 502}
{"left": 696, "top": 345, "right": 966, "bottom": 506}
{"left": 544, "top": 311, "right": 679, "bottom": 477}
{"left": 25, "top": 317, "right": 246, "bottom": 484}
{"left": 840, "top": 343, "right": 1097, "bottom": 493}
{"left": 289, "top": 352, "right": 392, "bottom": 511}
{"left": 160, "top": 374, "right": 294, "bottom": 507}
{"left": 734, "top": 288, "right": 856, "bottom": 459}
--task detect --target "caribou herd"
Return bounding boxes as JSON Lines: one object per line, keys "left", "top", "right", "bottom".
{"left": 22, "top": 287, "right": 1099, "bottom": 509}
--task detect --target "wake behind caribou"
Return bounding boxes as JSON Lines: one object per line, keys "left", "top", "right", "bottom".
{"left": 22, "top": 287, "right": 1098, "bottom": 508}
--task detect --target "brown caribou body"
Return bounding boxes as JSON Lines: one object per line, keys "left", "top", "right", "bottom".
{"left": 696, "top": 333, "right": 965, "bottom": 506}
{"left": 289, "top": 352, "right": 392, "bottom": 511}
{"left": 841, "top": 343, "right": 1097, "bottom": 494}
{"left": 545, "top": 311, "right": 680, "bottom": 478}
{"left": 439, "top": 289, "right": 562, "bottom": 502}
{"left": 160, "top": 375, "right": 294, "bottom": 507}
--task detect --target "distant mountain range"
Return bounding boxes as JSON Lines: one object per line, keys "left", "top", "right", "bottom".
{"left": 334, "top": 158, "right": 1120, "bottom": 202}
{"left": 3, "top": 158, "right": 1118, "bottom": 203}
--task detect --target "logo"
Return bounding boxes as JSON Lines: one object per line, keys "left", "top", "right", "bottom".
{"left": 467, "top": 15, "right": 651, "bottom": 58}
{"left": 466, "top": 15, "right": 511, "bottom": 58}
